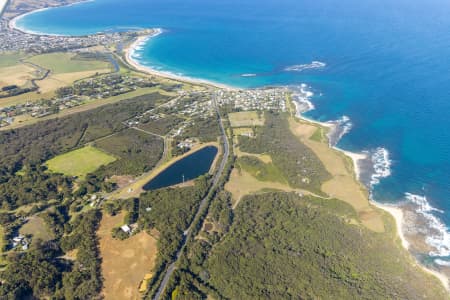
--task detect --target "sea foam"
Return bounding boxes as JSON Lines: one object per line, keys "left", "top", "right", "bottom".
{"left": 240, "top": 73, "right": 257, "bottom": 77}
{"left": 405, "top": 193, "right": 450, "bottom": 258}
{"left": 285, "top": 61, "right": 326, "bottom": 72}
{"left": 369, "top": 147, "right": 392, "bottom": 187}
{"left": 290, "top": 84, "right": 315, "bottom": 114}
{"left": 434, "top": 259, "right": 450, "bottom": 267}
{"left": 326, "top": 115, "right": 353, "bottom": 147}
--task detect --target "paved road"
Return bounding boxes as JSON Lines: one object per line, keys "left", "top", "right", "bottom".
{"left": 152, "top": 92, "right": 229, "bottom": 300}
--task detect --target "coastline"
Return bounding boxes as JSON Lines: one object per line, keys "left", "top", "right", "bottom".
{"left": 292, "top": 101, "right": 450, "bottom": 291}
{"left": 8, "top": 0, "right": 94, "bottom": 36}
{"left": 5, "top": 0, "right": 450, "bottom": 293}
{"left": 292, "top": 100, "right": 366, "bottom": 180}
{"left": 124, "top": 32, "right": 237, "bottom": 91}
{"left": 371, "top": 201, "right": 449, "bottom": 291}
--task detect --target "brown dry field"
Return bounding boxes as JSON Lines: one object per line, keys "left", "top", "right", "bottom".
{"left": 288, "top": 118, "right": 384, "bottom": 232}
{"left": 98, "top": 213, "right": 158, "bottom": 300}
{"left": 0, "top": 64, "right": 35, "bottom": 87}
{"left": 228, "top": 111, "right": 264, "bottom": 127}
{"left": 232, "top": 127, "right": 253, "bottom": 136}
{"left": 234, "top": 147, "right": 272, "bottom": 164}
{"left": 37, "top": 69, "right": 110, "bottom": 93}
{"left": 225, "top": 168, "right": 307, "bottom": 209}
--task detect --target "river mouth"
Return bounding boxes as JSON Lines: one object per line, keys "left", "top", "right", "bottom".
{"left": 143, "top": 146, "right": 218, "bottom": 191}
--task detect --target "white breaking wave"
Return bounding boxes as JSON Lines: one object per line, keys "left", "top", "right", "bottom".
{"left": 326, "top": 115, "right": 353, "bottom": 147}
{"left": 434, "top": 259, "right": 450, "bottom": 267}
{"left": 240, "top": 73, "right": 257, "bottom": 77}
{"left": 406, "top": 193, "right": 450, "bottom": 258}
{"left": 369, "top": 147, "right": 392, "bottom": 187}
{"left": 285, "top": 61, "right": 326, "bottom": 72}
{"left": 291, "top": 83, "right": 315, "bottom": 115}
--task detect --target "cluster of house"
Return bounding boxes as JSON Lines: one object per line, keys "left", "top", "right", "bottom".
{"left": 177, "top": 138, "right": 197, "bottom": 150}
{"left": 0, "top": 73, "right": 159, "bottom": 128}
{"left": 0, "top": 17, "right": 128, "bottom": 53}
{"left": 61, "top": 74, "right": 158, "bottom": 100}
{"left": 0, "top": 95, "right": 85, "bottom": 127}
{"left": 175, "top": 96, "right": 215, "bottom": 118}
{"left": 216, "top": 88, "right": 288, "bottom": 112}
{"left": 120, "top": 223, "right": 138, "bottom": 235}
{"left": 11, "top": 234, "right": 30, "bottom": 251}
{"left": 0, "top": 115, "right": 14, "bottom": 127}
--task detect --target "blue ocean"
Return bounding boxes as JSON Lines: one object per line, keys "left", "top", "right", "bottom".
{"left": 16, "top": 0, "right": 450, "bottom": 265}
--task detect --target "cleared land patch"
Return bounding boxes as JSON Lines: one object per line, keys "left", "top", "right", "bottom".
{"left": 26, "top": 52, "right": 111, "bottom": 74}
{"left": 232, "top": 127, "right": 254, "bottom": 137}
{"left": 288, "top": 118, "right": 384, "bottom": 232}
{"left": 0, "top": 52, "right": 26, "bottom": 68}
{"left": 234, "top": 147, "right": 272, "bottom": 164}
{"left": 237, "top": 155, "right": 286, "bottom": 184}
{"left": 0, "top": 64, "right": 36, "bottom": 88}
{"left": 45, "top": 146, "right": 117, "bottom": 178}
{"left": 19, "top": 216, "right": 55, "bottom": 242}
{"left": 228, "top": 111, "right": 264, "bottom": 127}
{"left": 26, "top": 52, "right": 111, "bottom": 94}
{"left": 98, "top": 212, "right": 158, "bottom": 300}
{"left": 37, "top": 70, "right": 109, "bottom": 93}
{"left": 225, "top": 168, "right": 304, "bottom": 208}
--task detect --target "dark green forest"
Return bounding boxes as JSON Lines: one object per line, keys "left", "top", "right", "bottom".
{"left": 166, "top": 192, "right": 447, "bottom": 299}
{"left": 0, "top": 92, "right": 169, "bottom": 208}
{"left": 238, "top": 112, "right": 331, "bottom": 195}
{"left": 94, "top": 128, "right": 164, "bottom": 177}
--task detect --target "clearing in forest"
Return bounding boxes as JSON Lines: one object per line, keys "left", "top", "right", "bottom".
{"left": 98, "top": 212, "right": 158, "bottom": 300}
{"left": 19, "top": 215, "right": 55, "bottom": 242}
{"left": 288, "top": 118, "right": 385, "bottom": 232}
{"left": 228, "top": 111, "right": 264, "bottom": 127}
{"left": 45, "top": 146, "right": 116, "bottom": 178}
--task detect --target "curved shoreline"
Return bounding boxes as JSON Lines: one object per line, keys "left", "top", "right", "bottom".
{"left": 9, "top": 0, "right": 94, "bottom": 36}
{"left": 8, "top": 1, "right": 450, "bottom": 292}
{"left": 292, "top": 99, "right": 449, "bottom": 291}
{"left": 124, "top": 32, "right": 237, "bottom": 90}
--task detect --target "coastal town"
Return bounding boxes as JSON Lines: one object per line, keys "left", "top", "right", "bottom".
{"left": 0, "top": 0, "right": 449, "bottom": 299}
{"left": 0, "top": 0, "right": 142, "bottom": 54}
{"left": 0, "top": 0, "right": 293, "bottom": 129}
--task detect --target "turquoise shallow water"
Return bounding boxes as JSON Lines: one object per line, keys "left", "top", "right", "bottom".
{"left": 16, "top": 0, "right": 450, "bottom": 263}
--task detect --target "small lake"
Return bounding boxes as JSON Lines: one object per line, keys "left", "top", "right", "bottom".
{"left": 143, "top": 146, "right": 218, "bottom": 191}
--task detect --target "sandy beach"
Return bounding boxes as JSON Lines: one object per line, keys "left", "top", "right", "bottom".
{"left": 9, "top": 7, "right": 53, "bottom": 35}
{"left": 5, "top": 1, "right": 449, "bottom": 291}
{"left": 372, "top": 201, "right": 449, "bottom": 291}
{"left": 124, "top": 31, "right": 237, "bottom": 91}
{"left": 293, "top": 101, "right": 450, "bottom": 291}
{"left": 8, "top": 0, "right": 94, "bottom": 36}
{"left": 337, "top": 148, "right": 367, "bottom": 180}
{"left": 292, "top": 101, "right": 366, "bottom": 180}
